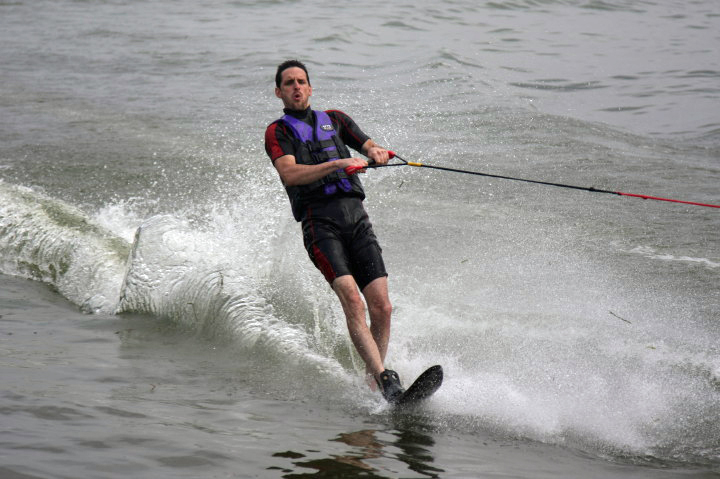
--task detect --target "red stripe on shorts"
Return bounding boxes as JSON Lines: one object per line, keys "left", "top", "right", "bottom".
{"left": 307, "top": 207, "right": 337, "bottom": 284}
{"left": 312, "top": 243, "right": 337, "bottom": 284}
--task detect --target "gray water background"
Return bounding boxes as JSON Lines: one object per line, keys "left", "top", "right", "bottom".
{"left": 1, "top": 0, "right": 719, "bottom": 477}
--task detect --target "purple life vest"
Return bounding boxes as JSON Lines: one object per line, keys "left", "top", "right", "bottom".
{"left": 280, "top": 110, "right": 352, "bottom": 195}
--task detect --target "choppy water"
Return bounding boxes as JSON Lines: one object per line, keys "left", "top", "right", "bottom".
{"left": 1, "top": 0, "right": 719, "bottom": 477}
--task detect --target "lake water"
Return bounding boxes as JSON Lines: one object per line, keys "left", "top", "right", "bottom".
{"left": 1, "top": 0, "right": 719, "bottom": 477}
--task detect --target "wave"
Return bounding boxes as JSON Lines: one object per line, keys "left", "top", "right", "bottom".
{"left": 0, "top": 181, "right": 129, "bottom": 313}
{"left": 116, "top": 214, "right": 352, "bottom": 380}
{"left": 0, "top": 181, "right": 353, "bottom": 377}
{"left": 484, "top": 0, "right": 652, "bottom": 13}
{"left": 626, "top": 245, "right": 720, "bottom": 269}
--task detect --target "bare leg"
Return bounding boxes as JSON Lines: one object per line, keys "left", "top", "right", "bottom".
{"left": 332, "top": 275, "right": 385, "bottom": 377}
{"left": 361, "top": 276, "right": 392, "bottom": 367}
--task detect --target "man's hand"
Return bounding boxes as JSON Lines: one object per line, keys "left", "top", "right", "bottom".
{"left": 361, "top": 139, "right": 390, "bottom": 166}
{"left": 343, "top": 157, "right": 370, "bottom": 176}
{"left": 365, "top": 146, "right": 390, "bottom": 166}
{"left": 343, "top": 157, "right": 369, "bottom": 169}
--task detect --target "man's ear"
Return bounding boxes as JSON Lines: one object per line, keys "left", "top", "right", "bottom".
{"left": 275, "top": 87, "right": 281, "bottom": 98}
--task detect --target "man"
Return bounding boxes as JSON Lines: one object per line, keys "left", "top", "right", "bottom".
{"left": 264, "top": 60, "right": 404, "bottom": 403}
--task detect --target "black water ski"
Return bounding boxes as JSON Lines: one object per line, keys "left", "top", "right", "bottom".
{"left": 393, "top": 365, "right": 443, "bottom": 408}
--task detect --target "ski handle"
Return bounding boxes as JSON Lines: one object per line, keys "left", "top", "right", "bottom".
{"left": 344, "top": 151, "right": 400, "bottom": 175}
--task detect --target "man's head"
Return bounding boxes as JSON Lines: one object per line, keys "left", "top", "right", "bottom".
{"left": 275, "top": 60, "right": 312, "bottom": 111}
{"left": 275, "top": 60, "right": 310, "bottom": 88}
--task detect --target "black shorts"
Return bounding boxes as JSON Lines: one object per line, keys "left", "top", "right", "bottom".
{"left": 301, "top": 197, "right": 387, "bottom": 291}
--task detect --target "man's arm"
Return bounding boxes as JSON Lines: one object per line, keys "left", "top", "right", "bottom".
{"left": 266, "top": 122, "right": 364, "bottom": 186}
{"left": 274, "top": 154, "right": 369, "bottom": 187}
{"left": 276, "top": 139, "right": 390, "bottom": 185}
{"left": 266, "top": 114, "right": 389, "bottom": 185}
{"left": 326, "top": 110, "right": 390, "bottom": 166}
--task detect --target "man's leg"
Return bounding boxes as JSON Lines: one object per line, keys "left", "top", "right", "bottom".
{"left": 332, "top": 275, "right": 385, "bottom": 377}
{"left": 333, "top": 274, "right": 403, "bottom": 401}
{"left": 361, "top": 276, "right": 392, "bottom": 366}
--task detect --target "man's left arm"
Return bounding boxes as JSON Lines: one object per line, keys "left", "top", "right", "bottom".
{"left": 327, "top": 110, "right": 390, "bottom": 166}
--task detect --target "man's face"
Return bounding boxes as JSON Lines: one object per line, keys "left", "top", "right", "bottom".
{"left": 275, "top": 66, "right": 312, "bottom": 110}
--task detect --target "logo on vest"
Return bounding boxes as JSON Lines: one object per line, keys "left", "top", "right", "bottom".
{"left": 320, "top": 124, "right": 334, "bottom": 131}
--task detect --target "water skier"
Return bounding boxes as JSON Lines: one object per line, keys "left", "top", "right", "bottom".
{"left": 264, "top": 60, "right": 404, "bottom": 402}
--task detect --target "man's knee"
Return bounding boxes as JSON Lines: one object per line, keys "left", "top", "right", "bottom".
{"left": 363, "top": 277, "right": 391, "bottom": 316}
{"left": 368, "top": 296, "right": 392, "bottom": 321}
{"left": 346, "top": 291, "right": 367, "bottom": 317}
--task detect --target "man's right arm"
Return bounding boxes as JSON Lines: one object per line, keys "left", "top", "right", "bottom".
{"left": 265, "top": 122, "right": 367, "bottom": 187}
{"left": 273, "top": 155, "right": 368, "bottom": 187}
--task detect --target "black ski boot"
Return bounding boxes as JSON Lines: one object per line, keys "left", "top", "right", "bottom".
{"left": 376, "top": 369, "right": 405, "bottom": 403}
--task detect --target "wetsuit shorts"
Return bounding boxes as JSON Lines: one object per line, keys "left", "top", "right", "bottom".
{"left": 301, "top": 197, "right": 387, "bottom": 291}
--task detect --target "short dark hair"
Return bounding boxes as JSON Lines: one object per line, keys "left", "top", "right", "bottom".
{"left": 275, "top": 60, "right": 310, "bottom": 88}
